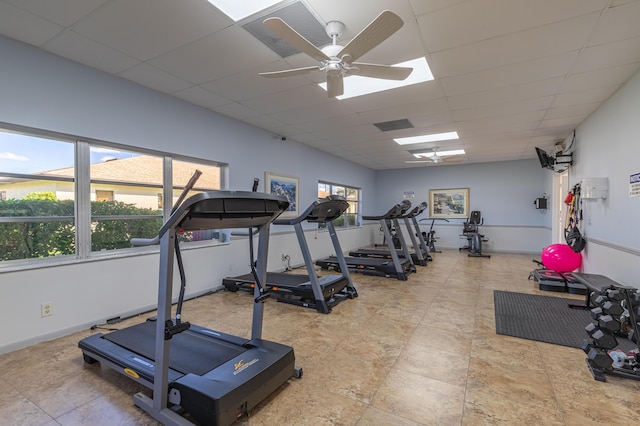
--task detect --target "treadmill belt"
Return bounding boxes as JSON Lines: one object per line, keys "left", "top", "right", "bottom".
{"left": 232, "top": 272, "right": 310, "bottom": 286}
{"left": 104, "top": 321, "right": 245, "bottom": 376}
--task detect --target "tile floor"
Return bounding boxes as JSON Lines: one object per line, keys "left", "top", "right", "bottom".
{"left": 1, "top": 250, "right": 639, "bottom": 425}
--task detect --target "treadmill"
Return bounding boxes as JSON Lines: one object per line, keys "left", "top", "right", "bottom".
{"left": 78, "top": 189, "right": 299, "bottom": 426}
{"left": 349, "top": 201, "right": 430, "bottom": 266}
{"left": 222, "top": 195, "right": 358, "bottom": 314}
{"left": 315, "top": 201, "right": 416, "bottom": 280}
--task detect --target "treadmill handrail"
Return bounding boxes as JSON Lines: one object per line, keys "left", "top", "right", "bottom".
{"left": 131, "top": 236, "right": 160, "bottom": 246}
{"left": 154, "top": 190, "right": 289, "bottom": 237}
{"left": 404, "top": 201, "right": 428, "bottom": 218}
{"left": 362, "top": 201, "right": 409, "bottom": 221}
{"left": 274, "top": 195, "right": 349, "bottom": 225}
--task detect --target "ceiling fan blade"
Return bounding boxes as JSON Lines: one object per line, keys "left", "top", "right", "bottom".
{"left": 264, "top": 17, "right": 331, "bottom": 62}
{"left": 349, "top": 63, "right": 412, "bottom": 80}
{"left": 337, "top": 10, "right": 404, "bottom": 62}
{"left": 259, "top": 66, "right": 321, "bottom": 78}
{"left": 326, "top": 75, "right": 344, "bottom": 98}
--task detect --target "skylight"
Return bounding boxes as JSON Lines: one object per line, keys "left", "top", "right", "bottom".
{"left": 394, "top": 131, "right": 459, "bottom": 146}
{"left": 207, "top": 0, "right": 283, "bottom": 21}
{"left": 319, "top": 57, "right": 434, "bottom": 99}
{"left": 412, "top": 149, "right": 465, "bottom": 158}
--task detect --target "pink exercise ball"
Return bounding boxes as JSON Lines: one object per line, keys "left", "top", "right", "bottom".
{"left": 541, "top": 243, "right": 582, "bottom": 273}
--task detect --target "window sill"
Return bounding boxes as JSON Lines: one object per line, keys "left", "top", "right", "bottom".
{"left": 0, "top": 240, "right": 230, "bottom": 274}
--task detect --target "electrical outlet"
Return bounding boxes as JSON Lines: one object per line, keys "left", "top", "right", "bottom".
{"left": 41, "top": 302, "right": 53, "bottom": 317}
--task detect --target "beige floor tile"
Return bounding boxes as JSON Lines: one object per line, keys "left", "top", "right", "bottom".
{"left": 356, "top": 405, "right": 424, "bottom": 425}
{"left": 371, "top": 368, "right": 465, "bottom": 425}
{"left": 395, "top": 343, "right": 470, "bottom": 387}
{"left": 2, "top": 250, "right": 638, "bottom": 425}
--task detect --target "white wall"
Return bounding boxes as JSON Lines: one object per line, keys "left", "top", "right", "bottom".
{"left": 374, "top": 159, "right": 553, "bottom": 254}
{"left": 0, "top": 35, "right": 374, "bottom": 353}
{"left": 568, "top": 70, "right": 640, "bottom": 287}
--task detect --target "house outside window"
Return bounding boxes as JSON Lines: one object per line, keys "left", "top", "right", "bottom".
{"left": 0, "top": 125, "right": 226, "bottom": 267}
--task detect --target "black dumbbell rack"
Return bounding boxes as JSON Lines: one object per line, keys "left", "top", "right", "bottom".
{"left": 582, "top": 284, "right": 640, "bottom": 382}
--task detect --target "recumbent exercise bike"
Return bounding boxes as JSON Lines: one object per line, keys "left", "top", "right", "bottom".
{"left": 459, "top": 210, "right": 490, "bottom": 258}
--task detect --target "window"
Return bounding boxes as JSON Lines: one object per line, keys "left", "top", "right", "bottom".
{"left": 88, "top": 146, "right": 165, "bottom": 253}
{"left": 171, "top": 159, "right": 225, "bottom": 244}
{"left": 317, "top": 181, "right": 360, "bottom": 228}
{"left": 0, "top": 130, "right": 75, "bottom": 262}
{"left": 0, "top": 125, "right": 226, "bottom": 267}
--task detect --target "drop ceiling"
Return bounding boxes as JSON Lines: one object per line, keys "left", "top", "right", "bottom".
{"left": 1, "top": 0, "right": 639, "bottom": 170}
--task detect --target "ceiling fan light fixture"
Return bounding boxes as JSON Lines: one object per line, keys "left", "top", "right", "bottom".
{"left": 319, "top": 57, "right": 432, "bottom": 99}
{"left": 394, "top": 131, "right": 459, "bottom": 146}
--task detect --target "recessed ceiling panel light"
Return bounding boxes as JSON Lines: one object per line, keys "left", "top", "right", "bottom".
{"left": 319, "top": 57, "right": 433, "bottom": 99}
{"left": 394, "top": 131, "right": 459, "bottom": 146}
{"left": 207, "top": 0, "right": 283, "bottom": 21}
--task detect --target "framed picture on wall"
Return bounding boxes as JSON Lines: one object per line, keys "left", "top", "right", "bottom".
{"left": 265, "top": 172, "right": 299, "bottom": 217}
{"left": 429, "top": 188, "right": 469, "bottom": 219}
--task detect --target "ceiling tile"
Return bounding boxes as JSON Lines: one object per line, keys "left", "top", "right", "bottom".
{"left": 561, "top": 63, "right": 640, "bottom": 93}
{"left": 72, "top": 0, "right": 231, "bottom": 60}
{"left": 453, "top": 97, "right": 554, "bottom": 121}
{"left": 440, "top": 52, "right": 579, "bottom": 97}
{"left": 448, "top": 78, "right": 564, "bottom": 110}
{"left": 0, "top": 2, "right": 63, "bottom": 46}
{"left": 551, "top": 84, "right": 622, "bottom": 107}
{"left": 573, "top": 37, "right": 640, "bottom": 73}
{"left": 172, "top": 85, "right": 231, "bottom": 109}
{"left": 417, "top": 0, "right": 607, "bottom": 52}
{"left": 3, "top": 0, "right": 640, "bottom": 169}
{"left": 150, "top": 26, "right": 281, "bottom": 84}
{"left": 588, "top": 0, "right": 640, "bottom": 46}
{"left": 543, "top": 103, "right": 601, "bottom": 119}
{"left": 43, "top": 30, "right": 139, "bottom": 74}
{"left": 3, "top": 0, "right": 107, "bottom": 27}
{"left": 118, "top": 62, "right": 192, "bottom": 93}
{"left": 428, "top": 12, "right": 600, "bottom": 78}
{"left": 202, "top": 60, "right": 316, "bottom": 101}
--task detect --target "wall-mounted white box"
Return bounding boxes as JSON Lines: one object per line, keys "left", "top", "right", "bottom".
{"left": 582, "top": 177, "right": 608, "bottom": 199}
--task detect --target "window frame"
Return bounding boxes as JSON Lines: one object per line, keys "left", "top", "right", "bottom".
{"left": 0, "top": 122, "right": 228, "bottom": 271}
{"left": 317, "top": 180, "right": 361, "bottom": 229}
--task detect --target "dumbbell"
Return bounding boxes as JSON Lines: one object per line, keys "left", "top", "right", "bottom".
{"left": 585, "top": 345, "right": 614, "bottom": 370}
{"left": 591, "top": 307, "right": 604, "bottom": 321}
{"left": 592, "top": 294, "right": 608, "bottom": 307}
{"left": 598, "top": 314, "right": 622, "bottom": 333}
{"left": 602, "top": 300, "right": 624, "bottom": 316}
{"left": 606, "top": 289, "right": 624, "bottom": 301}
{"left": 585, "top": 323, "right": 618, "bottom": 349}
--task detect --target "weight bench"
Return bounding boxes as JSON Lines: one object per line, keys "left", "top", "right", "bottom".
{"left": 569, "top": 273, "right": 629, "bottom": 310}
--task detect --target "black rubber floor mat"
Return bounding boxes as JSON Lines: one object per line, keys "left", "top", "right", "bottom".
{"left": 494, "top": 290, "right": 636, "bottom": 351}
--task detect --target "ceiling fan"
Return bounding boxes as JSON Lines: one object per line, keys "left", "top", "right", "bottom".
{"left": 259, "top": 10, "right": 413, "bottom": 97}
{"left": 406, "top": 147, "right": 465, "bottom": 165}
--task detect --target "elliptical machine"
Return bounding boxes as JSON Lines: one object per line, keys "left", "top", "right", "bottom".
{"left": 459, "top": 210, "right": 490, "bottom": 258}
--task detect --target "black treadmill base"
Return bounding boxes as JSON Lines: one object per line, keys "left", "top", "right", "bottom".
{"left": 222, "top": 272, "right": 356, "bottom": 314}
{"left": 80, "top": 331, "right": 296, "bottom": 426}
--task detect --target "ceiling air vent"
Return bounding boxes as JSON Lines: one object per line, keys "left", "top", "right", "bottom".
{"left": 243, "top": 1, "right": 329, "bottom": 58}
{"left": 373, "top": 119, "right": 414, "bottom": 132}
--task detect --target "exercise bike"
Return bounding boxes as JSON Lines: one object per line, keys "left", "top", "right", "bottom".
{"left": 420, "top": 218, "right": 449, "bottom": 254}
{"left": 459, "top": 210, "right": 490, "bottom": 258}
